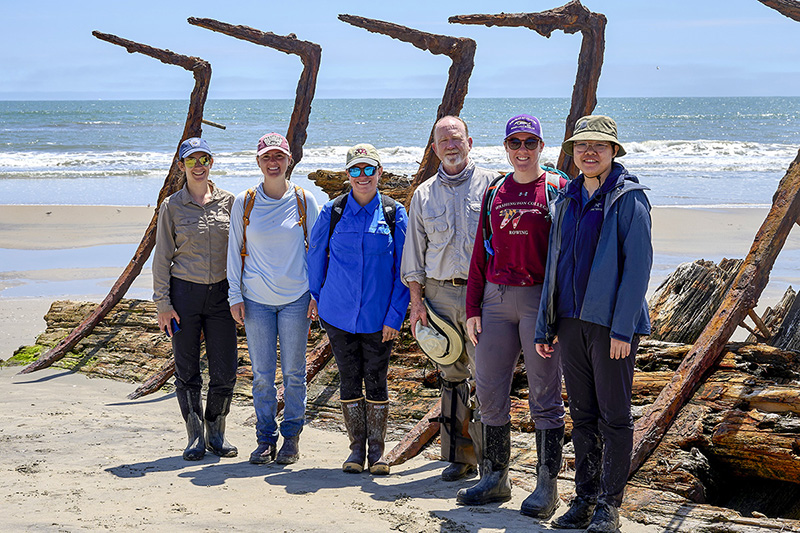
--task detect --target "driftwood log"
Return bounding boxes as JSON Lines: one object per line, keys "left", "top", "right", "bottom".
{"left": 631, "top": 148, "right": 800, "bottom": 475}
{"left": 188, "top": 17, "right": 321, "bottom": 177}
{"left": 450, "top": 0, "right": 606, "bottom": 177}
{"left": 19, "top": 33, "right": 211, "bottom": 375}
{"left": 337, "top": 14, "right": 476, "bottom": 198}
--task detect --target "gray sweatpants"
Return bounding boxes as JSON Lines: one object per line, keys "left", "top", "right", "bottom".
{"left": 474, "top": 283, "right": 565, "bottom": 429}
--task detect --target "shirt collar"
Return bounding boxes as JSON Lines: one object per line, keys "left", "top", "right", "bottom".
{"left": 345, "top": 191, "right": 380, "bottom": 215}
{"left": 179, "top": 180, "right": 221, "bottom": 206}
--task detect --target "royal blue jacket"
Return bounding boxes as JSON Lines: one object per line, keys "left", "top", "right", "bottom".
{"left": 535, "top": 162, "right": 652, "bottom": 344}
{"left": 308, "top": 192, "right": 410, "bottom": 334}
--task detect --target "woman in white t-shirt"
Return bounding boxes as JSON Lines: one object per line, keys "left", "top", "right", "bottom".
{"left": 227, "top": 132, "right": 319, "bottom": 465}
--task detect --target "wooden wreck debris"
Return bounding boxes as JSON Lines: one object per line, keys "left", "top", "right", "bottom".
{"left": 631, "top": 148, "right": 800, "bottom": 475}
{"left": 338, "top": 14, "right": 476, "bottom": 196}
{"left": 306, "top": 169, "right": 414, "bottom": 203}
{"left": 648, "top": 259, "right": 743, "bottom": 344}
{"left": 188, "top": 18, "right": 321, "bottom": 177}
{"left": 127, "top": 358, "right": 175, "bottom": 400}
{"left": 19, "top": 33, "right": 211, "bottom": 376}
{"left": 759, "top": 0, "right": 800, "bottom": 22}
{"left": 450, "top": 0, "right": 606, "bottom": 177}
{"left": 385, "top": 400, "right": 442, "bottom": 467}
{"left": 760, "top": 287, "right": 800, "bottom": 350}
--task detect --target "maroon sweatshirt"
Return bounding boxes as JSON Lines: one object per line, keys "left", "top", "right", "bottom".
{"left": 466, "top": 172, "right": 554, "bottom": 319}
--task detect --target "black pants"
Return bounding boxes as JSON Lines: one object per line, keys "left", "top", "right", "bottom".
{"left": 322, "top": 319, "right": 392, "bottom": 402}
{"left": 170, "top": 277, "right": 238, "bottom": 418}
{"left": 557, "top": 317, "right": 637, "bottom": 508}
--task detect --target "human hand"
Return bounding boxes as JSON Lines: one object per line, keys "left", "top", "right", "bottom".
{"left": 610, "top": 338, "right": 631, "bottom": 359}
{"left": 466, "top": 316, "right": 482, "bottom": 347}
{"left": 382, "top": 325, "right": 400, "bottom": 343}
{"left": 230, "top": 302, "right": 245, "bottom": 325}
{"left": 307, "top": 299, "right": 318, "bottom": 320}
{"left": 536, "top": 343, "right": 554, "bottom": 359}
{"left": 409, "top": 299, "right": 428, "bottom": 339}
{"left": 158, "top": 310, "right": 180, "bottom": 336}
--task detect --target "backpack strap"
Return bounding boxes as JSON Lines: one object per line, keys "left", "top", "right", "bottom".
{"left": 328, "top": 193, "right": 349, "bottom": 241}
{"left": 240, "top": 188, "right": 257, "bottom": 273}
{"left": 380, "top": 193, "right": 397, "bottom": 237}
{"left": 482, "top": 174, "right": 507, "bottom": 259}
{"left": 541, "top": 165, "right": 570, "bottom": 218}
{"left": 294, "top": 185, "right": 309, "bottom": 252}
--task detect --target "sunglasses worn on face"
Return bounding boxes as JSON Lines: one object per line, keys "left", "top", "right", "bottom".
{"left": 184, "top": 155, "right": 212, "bottom": 168}
{"left": 348, "top": 165, "right": 377, "bottom": 178}
{"left": 573, "top": 142, "right": 612, "bottom": 153}
{"left": 506, "top": 138, "right": 540, "bottom": 150}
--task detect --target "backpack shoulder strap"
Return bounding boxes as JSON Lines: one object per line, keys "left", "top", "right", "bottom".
{"left": 240, "top": 188, "right": 257, "bottom": 273}
{"left": 294, "top": 185, "right": 309, "bottom": 252}
{"left": 482, "top": 174, "right": 506, "bottom": 258}
{"left": 541, "top": 165, "right": 569, "bottom": 218}
{"left": 328, "top": 193, "right": 349, "bottom": 242}
{"left": 380, "top": 193, "right": 397, "bottom": 237}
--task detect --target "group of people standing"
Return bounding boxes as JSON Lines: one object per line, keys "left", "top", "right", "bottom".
{"left": 153, "top": 111, "right": 652, "bottom": 533}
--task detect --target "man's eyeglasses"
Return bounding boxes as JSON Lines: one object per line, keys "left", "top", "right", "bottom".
{"left": 573, "top": 142, "right": 612, "bottom": 154}
{"left": 506, "top": 138, "right": 540, "bottom": 151}
{"left": 348, "top": 165, "right": 377, "bottom": 178}
{"left": 183, "top": 155, "right": 212, "bottom": 168}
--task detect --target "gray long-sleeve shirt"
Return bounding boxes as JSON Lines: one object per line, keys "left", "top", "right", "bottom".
{"left": 401, "top": 166, "right": 496, "bottom": 285}
{"left": 152, "top": 182, "right": 234, "bottom": 313}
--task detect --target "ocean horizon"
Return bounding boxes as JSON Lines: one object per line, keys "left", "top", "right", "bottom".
{"left": 2, "top": 96, "right": 799, "bottom": 208}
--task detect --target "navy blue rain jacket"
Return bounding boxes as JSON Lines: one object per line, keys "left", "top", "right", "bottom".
{"left": 535, "top": 162, "right": 652, "bottom": 344}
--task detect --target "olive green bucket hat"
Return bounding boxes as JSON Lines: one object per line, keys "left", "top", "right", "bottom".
{"left": 562, "top": 115, "right": 626, "bottom": 157}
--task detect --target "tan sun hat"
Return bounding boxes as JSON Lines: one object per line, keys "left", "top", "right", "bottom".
{"left": 414, "top": 299, "right": 464, "bottom": 367}
{"left": 562, "top": 115, "right": 626, "bottom": 157}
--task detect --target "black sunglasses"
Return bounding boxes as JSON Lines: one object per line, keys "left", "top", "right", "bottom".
{"left": 506, "top": 137, "right": 540, "bottom": 150}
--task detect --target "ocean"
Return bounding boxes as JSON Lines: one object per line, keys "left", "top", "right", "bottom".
{"left": 2, "top": 97, "right": 799, "bottom": 208}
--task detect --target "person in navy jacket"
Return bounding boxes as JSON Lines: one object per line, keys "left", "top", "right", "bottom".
{"left": 535, "top": 116, "right": 652, "bottom": 533}
{"left": 307, "top": 143, "right": 410, "bottom": 476}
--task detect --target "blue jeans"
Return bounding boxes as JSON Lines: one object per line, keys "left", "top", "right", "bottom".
{"left": 244, "top": 292, "right": 311, "bottom": 444}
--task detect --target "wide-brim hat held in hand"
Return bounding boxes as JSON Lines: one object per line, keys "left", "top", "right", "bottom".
{"left": 414, "top": 300, "right": 464, "bottom": 367}
{"left": 562, "top": 115, "right": 626, "bottom": 157}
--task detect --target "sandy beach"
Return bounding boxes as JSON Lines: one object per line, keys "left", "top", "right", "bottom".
{"left": 1, "top": 204, "right": 799, "bottom": 531}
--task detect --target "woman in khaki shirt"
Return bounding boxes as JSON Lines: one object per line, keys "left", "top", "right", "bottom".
{"left": 152, "top": 137, "right": 238, "bottom": 461}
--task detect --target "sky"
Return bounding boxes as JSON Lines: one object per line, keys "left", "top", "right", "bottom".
{"left": 1, "top": 0, "right": 799, "bottom": 100}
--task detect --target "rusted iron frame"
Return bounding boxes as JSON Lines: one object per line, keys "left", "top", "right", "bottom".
{"left": 128, "top": 358, "right": 176, "bottom": 400}
{"left": 758, "top": 0, "right": 800, "bottom": 22}
{"left": 188, "top": 18, "right": 321, "bottom": 178}
{"left": 385, "top": 400, "right": 442, "bottom": 467}
{"left": 20, "top": 33, "right": 211, "bottom": 375}
{"left": 450, "top": 0, "right": 606, "bottom": 178}
{"left": 338, "top": 14, "right": 476, "bottom": 199}
{"left": 630, "top": 149, "right": 800, "bottom": 475}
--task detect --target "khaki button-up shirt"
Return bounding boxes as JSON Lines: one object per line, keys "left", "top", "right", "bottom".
{"left": 401, "top": 166, "right": 496, "bottom": 285}
{"left": 152, "top": 182, "right": 234, "bottom": 313}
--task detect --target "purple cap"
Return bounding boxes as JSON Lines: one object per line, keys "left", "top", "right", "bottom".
{"left": 179, "top": 137, "right": 212, "bottom": 159}
{"left": 505, "top": 114, "right": 542, "bottom": 140}
{"left": 257, "top": 132, "right": 291, "bottom": 157}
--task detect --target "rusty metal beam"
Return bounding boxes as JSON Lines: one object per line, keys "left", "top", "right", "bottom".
{"left": 630, "top": 148, "right": 800, "bottom": 474}
{"left": 385, "top": 400, "right": 442, "bottom": 467}
{"left": 450, "top": 0, "right": 606, "bottom": 177}
{"left": 188, "top": 18, "right": 321, "bottom": 177}
{"left": 338, "top": 14, "right": 476, "bottom": 198}
{"left": 20, "top": 33, "right": 211, "bottom": 375}
{"left": 758, "top": 0, "right": 800, "bottom": 22}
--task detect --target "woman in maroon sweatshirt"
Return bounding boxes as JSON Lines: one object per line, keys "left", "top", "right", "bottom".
{"left": 456, "top": 115, "right": 566, "bottom": 521}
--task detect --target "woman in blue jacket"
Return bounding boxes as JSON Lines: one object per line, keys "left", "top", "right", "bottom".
{"left": 307, "top": 143, "right": 410, "bottom": 476}
{"left": 535, "top": 116, "right": 652, "bottom": 533}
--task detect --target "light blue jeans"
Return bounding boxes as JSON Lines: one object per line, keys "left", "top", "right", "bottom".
{"left": 244, "top": 292, "right": 310, "bottom": 444}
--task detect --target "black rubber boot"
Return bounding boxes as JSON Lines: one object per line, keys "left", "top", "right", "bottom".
{"left": 177, "top": 389, "right": 205, "bottom": 461}
{"left": 439, "top": 380, "right": 478, "bottom": 480}
{"left": 587, "top": 501, "right": 620, "bottom": 532}
{"left": 366, "top": 400, "right": 390, "bottom": 475}
{"left": 204, "top": 393, "right": 237, "bottom": 457}
{"left": 276, "top": 435, "right": 300, "bottom": 464}
{"left": 552, "top": 496, "right": 597, "bottom": 530}
{"left": 520, "top": 425, "right": 564, "bottom": 519}
{"left": 341, "top": 398, "right": 367, "bottom": 473}
{"left": 456, "top": 422, "right": 512, "bottom": 505}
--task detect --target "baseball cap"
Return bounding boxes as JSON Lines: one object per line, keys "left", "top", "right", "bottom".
{"left": 345, "top": 143, "right": 381, "bottom": 169}
{"left": 505, "top": 114, "right": 542, "bottom": 141}
{"left": 179, "top": 137, "right": 212, "bottom": 159}
{"left": 257, "top": 132, "right": 291, "bottom": 157}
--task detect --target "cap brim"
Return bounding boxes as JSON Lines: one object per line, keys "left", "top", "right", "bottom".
{"left": 257, "top": 147, "right": 291, "bottom": 157}
{"left": 562, "top": 131, "right": 626, "bottom": 157}
{"left": 345, "top": 157, "right": 380, "bottom": 169}
{"left": 181, "top": 148, "right": 212, "bottom": 159}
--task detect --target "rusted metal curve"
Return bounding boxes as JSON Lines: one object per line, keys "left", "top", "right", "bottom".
{"left": 338, "top": 14, "right": 476, "bottom": 199}
{"left": 450, "top": 0, "right": 606, "bottom": 177}
{"left": 188, "top": 18, "right": 322, "bottom": 177}
{"left": 758, "top": 0, "right": 800, "bottom": 22}
{"left": 20, "top": 32, "right": 211, "bottom": 374}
